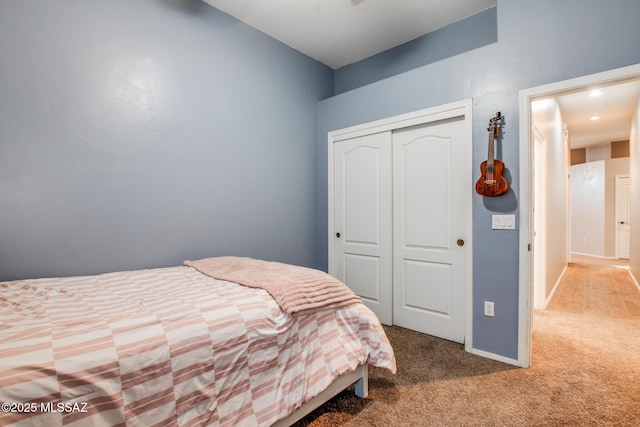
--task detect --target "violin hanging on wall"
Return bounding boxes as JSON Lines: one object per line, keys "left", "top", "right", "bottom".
{"left": 476, "top": 112, "right": 509, "bottom": 197}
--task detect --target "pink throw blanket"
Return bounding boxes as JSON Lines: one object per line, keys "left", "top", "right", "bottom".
{"left": 184, "top": 256, "right": 361, "bottom": 315}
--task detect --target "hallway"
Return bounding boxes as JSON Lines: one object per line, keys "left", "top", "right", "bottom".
{"left": 532, "top": 254, "right": 640, "bottom": 424}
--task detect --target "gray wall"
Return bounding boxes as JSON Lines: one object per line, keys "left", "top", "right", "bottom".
{"left": 334, "top": 6, "right": 497, "bottom": 94}
{"left": 0, "top": 0, "right": 333, "bottom": 281}
{"left": 317, "top": 0, "right": 640, "bottom": 359}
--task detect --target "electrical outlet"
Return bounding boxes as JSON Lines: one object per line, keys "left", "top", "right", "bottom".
{"left": 484, "top": 301, "right": 495, "bottom": 317}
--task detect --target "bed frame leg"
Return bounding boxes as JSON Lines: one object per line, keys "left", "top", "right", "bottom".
{"left": 354, "top": 364, "right": 368, "bottom": 398}
{"left": 271, "top": 364, "right": 370, "bottom": 426}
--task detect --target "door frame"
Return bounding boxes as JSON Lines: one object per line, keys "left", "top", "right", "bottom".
{"left": 328, "top": 99, "right": 473, "bottom": 352}
{"left": 518, "top": 63, "right": 640, "bottom": 368}
{"left": 532, "top": 125, "right": 547, "bottom": 311}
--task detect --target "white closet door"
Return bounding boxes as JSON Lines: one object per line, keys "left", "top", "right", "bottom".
{"left": 333, "top": 132, "right": 393, "bottom": 324}
{"left": 392, "top": 118, "right": 467, "bottom": 343}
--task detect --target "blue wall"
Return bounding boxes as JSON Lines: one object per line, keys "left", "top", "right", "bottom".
{"left": 0, "top": 0, "right": 333, "bottom": 281}
{"left": 335, "top": 6, "right": 497, "bottom": 94}
{"left": 317, "top": 0, "right": 640, "bottom": 359}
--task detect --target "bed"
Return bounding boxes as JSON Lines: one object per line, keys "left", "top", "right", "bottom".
{"left": 0, "top": 256, "right": 396, "bottom": 426}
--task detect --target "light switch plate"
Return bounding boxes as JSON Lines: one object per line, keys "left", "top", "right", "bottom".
{"left": 492, "top": 215, "right": 515, "bottom": 230}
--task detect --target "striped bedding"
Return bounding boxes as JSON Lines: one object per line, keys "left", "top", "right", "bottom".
{"left": 0, "top": 264, "right": 396, "bottom": 426}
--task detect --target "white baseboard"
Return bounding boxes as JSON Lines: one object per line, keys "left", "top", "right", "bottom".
{"left": 544, "top": 264, "right": 568, "bottom": 309}
{"left": 629, "top": 269, "right": 640, "bottom": 295}
{"left": 570, "top": 251, "right": 617, "bottom": 259}
{"left": 470, "top": 348, "right": 522, "bottom": 367}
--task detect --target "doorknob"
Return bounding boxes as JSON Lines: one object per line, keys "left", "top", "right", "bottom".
{"left": 336, "top": 232, "right": 341, "bottom": 238}
{"left": 457, "top": 239, "right": 465, "bottom": 246}
{"left": 619, "top": 221, "right": 627, "bottom": 225}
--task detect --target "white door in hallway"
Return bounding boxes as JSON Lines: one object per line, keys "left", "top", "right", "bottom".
{"left": 615, "top": 175, "right": 631, "bottom": 259}
{"left": 392, "top": 118, "right": 468, "bottom": 343}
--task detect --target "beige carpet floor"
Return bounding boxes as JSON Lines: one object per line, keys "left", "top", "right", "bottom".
{"left": 294, "top": 255, "right": 640, "bottom": 426}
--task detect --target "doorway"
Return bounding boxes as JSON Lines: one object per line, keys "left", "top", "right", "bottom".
{"left": 518, "top": 63, "right": 640, "bottom": 367}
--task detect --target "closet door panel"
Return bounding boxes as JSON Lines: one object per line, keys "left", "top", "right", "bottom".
{"left": 333, "top": 131, "right": 392, "bottom": 324}
{"left": 393, "top": 118, "right": 467, "bottom": 343}
{"left": 402, "top": 259, "right": 451, "bottom": 315}
{"left": 344, "top": 253, "right": 380, "bottom": 301}
{"left": 401, "top": 134, "right": 451, "bottom": 250}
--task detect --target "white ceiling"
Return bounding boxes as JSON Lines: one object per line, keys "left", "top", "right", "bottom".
{"left": 556, "top": 80, "right": 640, "bottom": 149}
{"left": 201, "top": 0, "right": 496, "bottom": 69}
{"left": 200, "top": 0, "right": 639, "bottom": 149}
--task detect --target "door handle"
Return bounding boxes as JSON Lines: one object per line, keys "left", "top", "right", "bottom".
{"left": 336, "top": 232, "right": 341, "bottom": 238}
{"left": 619, "top": 221, "right": 627, "bottom": 225}
{"left": 457, "top": 239, "right": 465, "bottom": 247}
